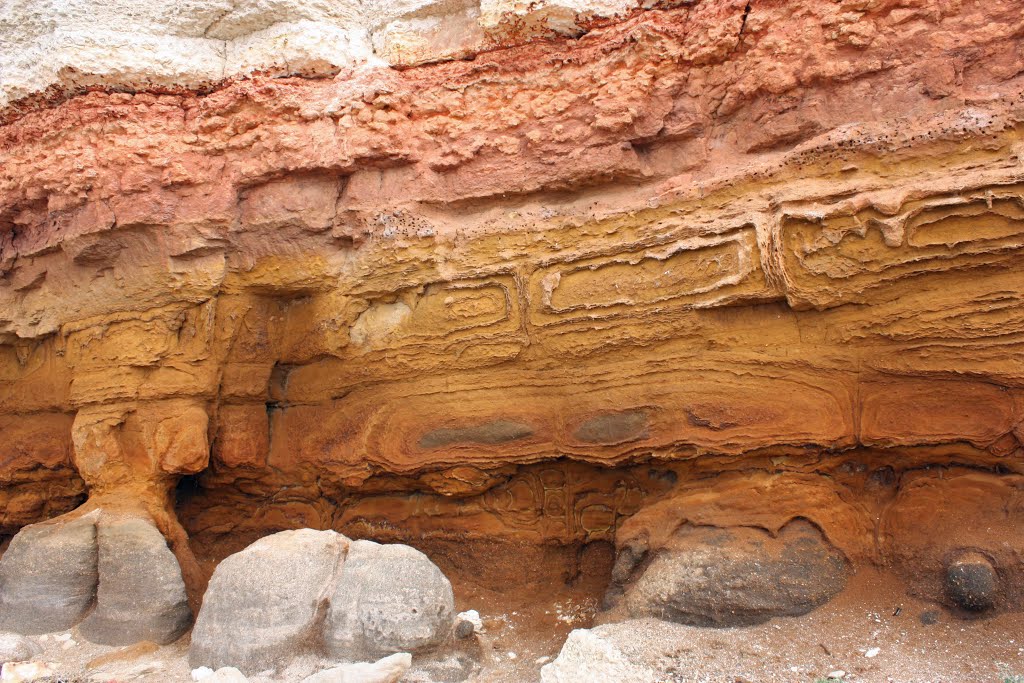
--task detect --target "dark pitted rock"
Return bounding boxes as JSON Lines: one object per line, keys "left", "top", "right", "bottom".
{"left": 79, "top": 517, "right": 191, "bottom": 646}
{"left": 946, "top": 551, "right": 998, "bottom": 611}
{"left": 624, "top": 520, "right": 848, "bottom": 626}
{"left": 189, "top": 529, "right": 348, "bottom": 674}
{"left": 325, "top": 540, "right": 455, "bottom": 660}
{"left": 0, "top": 512, "right": 98, "bottom": 634}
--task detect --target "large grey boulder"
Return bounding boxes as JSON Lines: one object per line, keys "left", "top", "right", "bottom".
{"left": 190, "top": 530, "right": 457, "bottom": 675}
{"left": 79, "top": 517, "right": 191, "bottom": 645}
{"left": 325, "top": 540, "right": 455, "bottom": 660}
{"left": 0, "top": 513, "right": 98, "bottom": 634}
{"left": 189, "top": 529, "right": 348, "bottom": 673}
{"left": 624, "top": 520, "right": 848, "bottom": 626}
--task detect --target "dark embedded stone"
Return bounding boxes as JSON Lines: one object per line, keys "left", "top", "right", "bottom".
{"left": 868, "top": 466, "right": 896, "bottom": 488}
{"left": 611, "top": 541, "right": 647, "bottom": 584}
{"left": 574, "top": 410, "right": 648, "bottom": 444}
{"left": 945, "top": 551, "right": 997, "bottom": 611}
{"left": 418, "top": 420, "right": 533, "bottom": 449}
{"left": 454, "top": 619, "right": 475, "bottom": 640}
{"left": 919, "top": 609, "right": 940, "bottom": 625}
{"left": 625, "top": 520, "right": 848, "bottom": 626}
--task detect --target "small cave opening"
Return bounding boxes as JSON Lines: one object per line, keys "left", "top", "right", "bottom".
{"left": 174, "top": 471, "right": 204, "bottom": 510}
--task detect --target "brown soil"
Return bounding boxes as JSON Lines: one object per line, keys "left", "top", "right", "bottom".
{"left": 431, "top": 544, "right": 1024, "bottom": 683}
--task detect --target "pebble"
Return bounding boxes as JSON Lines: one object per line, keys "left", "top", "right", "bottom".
{"left": 865, "top": 647, "right": 880, "bottom": 658}
{"left": 454, "top": 610, "right": 483, "bottom": 639}
{"left": 828, "top": 670, "right": 846, "bottom": 679}
{"left": 1, "top": 661, "right": 54, "bottom": 683}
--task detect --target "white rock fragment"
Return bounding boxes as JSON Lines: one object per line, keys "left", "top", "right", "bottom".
{"left": 865, "top": 647, "right": 881, "bottom": 658}
{"left": 192, "top": 666, "right": 215, "bottom": 681}
{"left": 301, "top": 653, "right": 412, "bottom": 683}
{"left": 1, "top": 661, "right": 54, "bottom": 683}
{"left": 541, "top": 628, "right": 659, "bottom": 683}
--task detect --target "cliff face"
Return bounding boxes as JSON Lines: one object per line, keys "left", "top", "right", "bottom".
{"left": 0, "top": 0, "right": 1023, "bottom": 648}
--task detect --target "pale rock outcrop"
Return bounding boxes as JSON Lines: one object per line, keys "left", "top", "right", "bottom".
{"left": 0, "top": 513, "right": 98, "bottom": 634}
{"left": 79, "top": 517, "right": 191, "bottom": 645}
{"left": 189, "top": 529, "right": 348, "bottom": 673}
{"left": 0, "top": 511, "right": 189, "bottom": 645}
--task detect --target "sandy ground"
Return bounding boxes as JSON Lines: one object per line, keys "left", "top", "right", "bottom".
{"left": 10, "top": 565, "right": 1022, "bottom": 683}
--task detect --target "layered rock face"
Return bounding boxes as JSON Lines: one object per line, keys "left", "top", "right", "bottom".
{"left": 0, "top": 0, "right": 1023, "bottom": 660}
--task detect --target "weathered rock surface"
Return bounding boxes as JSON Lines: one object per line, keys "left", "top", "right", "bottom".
{"left": 326, "top": 540, "right": 455, "bottom": 660}
{"left": 0, "top": 0, "right": 1022, "bottom": 664}
{"left": 0, "top": 513, "right": 97, "bottom": 634}
{"left": 622, "top": 521, "right": 848, "bottom": 626}
{"left": 190, "top": 530, "right": 453, "bottom": 674}
{"left": 79, "top": 517, "right": 191, "bottom": 645}
{"left": 190, "top": 529, "right": 347, "bottom": 673}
